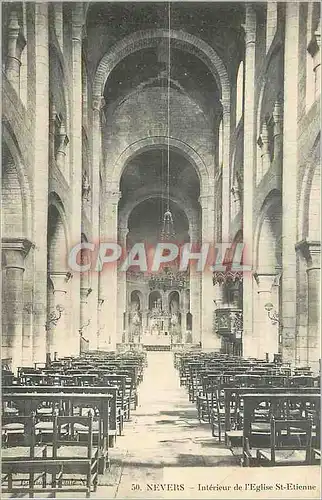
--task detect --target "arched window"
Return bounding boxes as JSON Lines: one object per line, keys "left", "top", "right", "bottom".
{"left": 236, "top": 61, "right": 244, "bottom": 125}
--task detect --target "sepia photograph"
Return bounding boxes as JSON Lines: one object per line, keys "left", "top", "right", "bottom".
{"left": 1, "top": 0, "right": 321, "bottom": 498}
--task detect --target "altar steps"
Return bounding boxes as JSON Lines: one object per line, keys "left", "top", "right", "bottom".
{"left": 143, "top": 345, "right": 171, "bottom": 351}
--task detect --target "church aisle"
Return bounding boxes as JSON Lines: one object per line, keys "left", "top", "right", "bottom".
{"left": 95, "top": 351, "right": 239, "bottom": 499}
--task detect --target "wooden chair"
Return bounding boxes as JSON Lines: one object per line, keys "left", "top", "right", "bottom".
{"left": 256, "top": 417, "right": 314, "bottom": 466}
{"left": 2, "top": 412, "right": 99, "bottom": 498}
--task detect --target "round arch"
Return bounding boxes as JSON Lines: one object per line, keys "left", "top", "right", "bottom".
{"left": 130, "top": 290, "right": 143, "bottom": 311}
{"left": 111, "top": 137, "right": 209, "bottom": 195}
{"left": 148, "top": 290, "right": 162, "bottom": 311}
{"left": 2, "top": 123, "right": 32, "bottom": 239}
{"left": 255, "top": 41, "right": 283, "bottom": 150}
{"left": 254, "top": 190, "right": 282, "bottom": 273}
{"left": 298, "top": 133, "right": 320, "bottom": 241}
{"left": 93, "top": 29, "right": 230, "bottom": 105}
{"left": 49, "top": 43, "right": 71, "bottom": 130}
{"left": 118, "top": 190, "right": 197, "bottom": 235}
{"left": 47, "top": 193, "right": 70, "bottom": 272}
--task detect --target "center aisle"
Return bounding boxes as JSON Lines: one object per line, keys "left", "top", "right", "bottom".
{"left": 96, "top": 351, "right": 238, "bottom": 498}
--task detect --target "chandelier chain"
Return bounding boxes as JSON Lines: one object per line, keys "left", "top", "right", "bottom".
{"left": 167, "top": 1, "right": 171, "bottom": 211}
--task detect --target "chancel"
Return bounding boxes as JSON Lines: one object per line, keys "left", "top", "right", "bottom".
{"left": 1, "top": 1, "right": 321, "bottom": 497}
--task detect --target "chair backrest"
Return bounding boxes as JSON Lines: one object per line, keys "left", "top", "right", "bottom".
{"left": 2, "top": 413, "right": 37, "bottom": 454}
{"left": 270, "top": 417, "right": 313, "bottom": 463}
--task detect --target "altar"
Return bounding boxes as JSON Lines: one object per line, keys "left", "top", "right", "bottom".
{"left": 142, "top": 333, "right": 171, "bottom": 346}
{"left": 124, "top": 268, "right": 192, "bottom": 346}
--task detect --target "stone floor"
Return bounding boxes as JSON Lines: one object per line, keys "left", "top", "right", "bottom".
{"left": 96, "top": 351, "right": 239, "bottom": 499}
{"left": 3, "top": 351, "right": 321, "bottom": 498}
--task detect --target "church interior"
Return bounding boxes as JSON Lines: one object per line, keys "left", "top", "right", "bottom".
{"left": 1, "top": 1, "right": 321, "bottom": 497}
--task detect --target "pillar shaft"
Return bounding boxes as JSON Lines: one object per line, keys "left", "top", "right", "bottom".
{"left": 2, "top": 238, "right": 33, "bottom": 373}
{"left": 221, "top": 101, "right": 231, "bottom": 241}
{"left": 70, "top": 4, "right": 84, "bottom": 355}
{"left": 80, "top": 286, "right": 92, "bottom": 352}
{"left": 282, "top": 2, "right": 300, "bottom": 364}
{"left": 200, "top": 192, "right": 218, "bottom": 349}
{"left": 89, "top": 96, "right": 104, "bottom": 351}
{"left": 6, "top": 9, "right": 25, "bottom": 94}
{"left": 99, "top": 189, "right": 121, "bottom": 349}
{"left": 242, "top": 5, "right": 257, "bottom": 357}
{"left": 188, "top": 221, "right": 201, "bottom": 345}
{"left": 253, "top": 273, "right": 279, "bottom": 361}
{"left": 32, "top": 3, "right": 49, "bottom": 365}
{"left": 47, "top": 272, "right": 70, "bottom": 358}
{"left": 296, "top": 240, "right": 321, "bottom": 373}
{"left": 117, "top": 226, "right": 129, "bottom": 340}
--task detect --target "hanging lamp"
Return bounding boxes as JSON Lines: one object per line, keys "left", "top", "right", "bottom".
{"left": 160, "top": 2, "right": 176, "bottom": 242}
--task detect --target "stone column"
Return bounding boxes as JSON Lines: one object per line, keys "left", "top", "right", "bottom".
{"left": 79, "top": 286, "right": 92, "bottom": 352}
{"left": 142, "top": 310, "right": 148, "bottom": 336}
{"left": 308, "top": 21, "right": 321, "bottom": 101}
{"left": 70, "top": 4, "right": 84, "bottom": 355}
{"left": 200, "top": 193, "right": 218, "bottom": 349}
{"left": 272, "top": 98, "right": 283, "bottom": 165}
{"left": 282, "top": 2, "right": 300, "bottom": 365}
{"left": 89, "top": 96, "right": 104, "bottom": 351}
{"left": 48, "top": 272, "right": 71, "bottom": 358}
{"left": 213, "top": 281, "right": 225, "bottom": 309}
{"left": 53, "top": 3, "right": 63, "bottom": 50}
{"left": 97, "top": 296, "right": 105, "bottom": 350}
{"left": 99, "top": 189, "right": 121, "bottom": 349}
{"left": 221, "top": 100, "right": 231, "bottom": 240}
{"left": 212, "top": 279, "right": 225, "bottom": 351}
{"left": 258, "top": 122, "right": 271, "bottom": 179}
{"left": 242, "top": 5, "right": 257, "bottom": 358}
{"left": 2, "top": 238, "right": 33, "bottom": 373}
{"left": 117, "top": 226, "right": 129, "bottom": 342}
{"left": 296, "top": 240, "right": 321, "bottom": 374}
{"left": 5, "top": 8, "right": 26, "bottom": 95}
{"left": 253, "top": 273, "right": 279, "bottom": 361}
{"left": 32, "top": 3, "right": 49, "bottom": 365}
{"left": 188, "top": 221, "right": 201, "bottom": 345}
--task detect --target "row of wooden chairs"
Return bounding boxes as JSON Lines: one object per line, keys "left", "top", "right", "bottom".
{"left": 1, "top": 348, "right": 147, "bottom": 497}
{"left": 174, "top": 349, "right": 321, "bottom": 468}
{"left": 2, "top": 411, "right": 100, "bottom": 497}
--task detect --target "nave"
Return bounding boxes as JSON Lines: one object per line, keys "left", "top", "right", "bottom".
{"left": 2, "top": 348, "right": 320, "bottom": 498}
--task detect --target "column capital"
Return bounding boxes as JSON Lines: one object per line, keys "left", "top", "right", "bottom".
{"left": 253, "top": 272, "right": 278, "bottom": 292}
{"left": 2, "top": 238, "right": 33, "bottom": 269}
{"left": 92, "top": 95, "right": 105, "bottom": 112}
{"left": 106, "top": 190, "right": 122, "bottom": 204}
{"left": 198, "top": 194, "right": 212, "bottom": 209}
{"left": 97, "top": 297, "right": 105, "bottom": 311}
{"left": 80, "top": 286, "right": 92, "bottom": 301}
{"left": 7, "top": 9, "right": 26, "bottom": 59}
{"left": 118, "top": 226, "right": 129, "bottom": 243}
{"left": 220, "top": 98, "right": 230, "bottom": 116}
{"left": 295, "top": 240, "right": 321, "bottom": 270}
{"left": 49, "top": 271, "right": 72, "bottom": 293}
{"left": 71, "top": 3, "right": 85, "bottom": 42}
